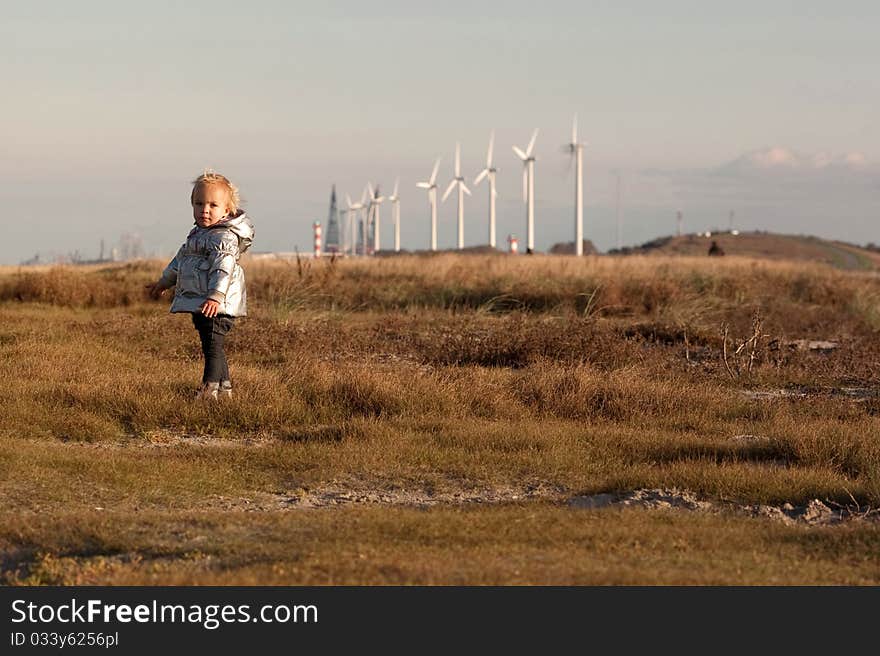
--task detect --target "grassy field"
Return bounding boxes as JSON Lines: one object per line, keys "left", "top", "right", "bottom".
{"left": 1, "top": 253, "right": 879, "bottom": 584}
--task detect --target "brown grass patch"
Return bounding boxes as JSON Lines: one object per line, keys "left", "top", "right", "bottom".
{"left": 3, "top": 255, "right": 880, "bottom": 584}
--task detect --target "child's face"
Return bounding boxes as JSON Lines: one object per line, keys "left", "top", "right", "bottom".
{"left": 192, "top": 184, "right": 231, "bottom": 228}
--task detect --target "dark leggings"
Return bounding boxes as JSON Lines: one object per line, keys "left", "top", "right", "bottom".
{"left": 191, "top": 313, "right": 236, "bottom": 383}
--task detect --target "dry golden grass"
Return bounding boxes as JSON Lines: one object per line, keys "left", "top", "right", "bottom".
{"left": 1, "top": 255, "right": 879, "bottom": 584}
{"left": 3, "top": 507, "right": 879, "bottom": 585}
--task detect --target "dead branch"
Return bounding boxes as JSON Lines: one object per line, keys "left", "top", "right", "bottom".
{"left": 748, "top": 314, "right": 763, "bottom": 375}
{"left": 722, "top": 323, "right": 736, "bottom": 379}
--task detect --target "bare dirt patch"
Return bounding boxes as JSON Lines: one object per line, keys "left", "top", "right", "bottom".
{"left": 203, "top": 480, "right": 879, "bottom": 528}
{"left": 205, "top": 480, "right": 568, "bottom": 512}
{"left": 741, "top": 386, "right": 879, "bottom": 401}
{"left": 568, "top": 488, "right": 880, "bottom": 526}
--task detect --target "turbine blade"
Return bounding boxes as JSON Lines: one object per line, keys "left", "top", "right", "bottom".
{"left": 487, "top": 131, "right": 494, "bottom": 167}
{"left": 416, "top": 182, "right": 431, "bottom": 189}
{"left": 441, "top": 179, "right": 456, "bottom": 202}
{"left": 572, "top": 114, "right": 577, "bottom": 145}
{"left": 430, "top": 158, "right": 441, "bottom": 184}
{"left": 346, "top": 193, "right": 353, "bottom": 208}
{"left": 512, "top": 146, "right": 527, "bottom": 160}
{"left": 474, "top": 169, "right": 488, "bottom": 185}
{"left": 461, "top": 183, "right": 471, "bottom": 196}
{"left": 455, "top": 142, "right": 461, "bottom": 176}
{"left": 526, "top": 129, "right": 539, "bottom": 157}
{"left": 392, "top": 177, "right": 399, "bottom": 198}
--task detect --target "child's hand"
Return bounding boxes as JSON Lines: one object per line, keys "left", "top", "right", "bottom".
{"left": 200, "top": 299, "right": 220, "bottom": 317}
{"left": 145, "top": 282, "right": 167, "bottom": 300}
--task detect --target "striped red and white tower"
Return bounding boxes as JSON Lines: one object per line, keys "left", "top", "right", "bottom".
{"left": 313, "top": 221, "right": 322, "bottom": 258}
{"left": 507, "top": 234, "right": 519, "bottom": 254}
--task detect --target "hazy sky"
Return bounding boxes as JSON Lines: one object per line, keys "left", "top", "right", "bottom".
{"left": 3, "top": 1, "right": 879, "bottom": 263}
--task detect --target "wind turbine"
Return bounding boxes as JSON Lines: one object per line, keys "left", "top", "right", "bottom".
{"left": 566, "top": 116, "right": 586, "bottom": 256}
{"left": 367, "top": 182, "right": 385, "bottom": 254}
{"left": 442, "top": 143, "right": 471, "bottom": 249}
{"left": 615, "top": 171, "right": 623, "bottom": 251}
{"left": 388, "top": 177, "right": 401, "bottom": 252}
{"left": 342, "top": 194, "right": 354, "bottom": 254}
{"left": 474, "top": 131, "right": 498, "bottom": 248}
{"left": 416, "top": 158, "right": 441, "bottom": 251}
{"left": 344, "top": 192, "right": 365, "bottom": 256}
{"left": 513, "top": 129, "right": 539, "bottom": 253}
{"left": 358, "top": 187, "right": 371, "bottom": 255}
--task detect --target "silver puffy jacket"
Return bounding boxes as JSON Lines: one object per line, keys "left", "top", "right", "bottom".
{"left": 159, "top": 210, "right": 255, "bottom": 316}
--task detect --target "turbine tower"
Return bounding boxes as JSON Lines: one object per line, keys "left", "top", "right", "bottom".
{"left": 416, "top": 158, "right": 441, "bottom": 251}
{"left": 342, "top": 194, "right": 353, "bottom": 254}
{"left": 352, "top": 188, "right": 369, "bottom": 255}
{"left": 388, "top": 177, "right": 401, "bottom": 252}
{"left": 474, "top": 131, "right": 498, "bottom": 248}
{"left": 344, "top": 192, "right": 365, "bottom": 255}
{"left": 566, "top": 116, "right": 586, "bottom": 256}
{"left": 367, "top": 182, "right": 385, "bottom": 254}
{"left": 513, "top": 129, "right": 539, "bottom": 254}
{"left": 615, "top": 171, "right": 622, "bottom": 251}
{"left": 442, "top": 143, "right": 471, "bottom": 250}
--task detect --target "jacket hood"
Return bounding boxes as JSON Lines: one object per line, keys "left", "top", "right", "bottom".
{"left": 213, "top": 210, "right": 254, "bottom": 254}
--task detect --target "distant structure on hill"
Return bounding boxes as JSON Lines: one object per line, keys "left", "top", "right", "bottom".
{"left": 708, "top": 240, "right": 725, "bottom": 256}
{"left": 549, "top": 239, "right": 599, "bottom": 255}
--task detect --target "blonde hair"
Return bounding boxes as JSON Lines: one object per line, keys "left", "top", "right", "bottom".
{"left": 191, "top": 169, "right": 241, "bottom": 214}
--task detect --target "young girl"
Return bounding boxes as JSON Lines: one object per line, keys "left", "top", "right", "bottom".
{"left": 146, "top": 171, "right": 255, "bottom": 399}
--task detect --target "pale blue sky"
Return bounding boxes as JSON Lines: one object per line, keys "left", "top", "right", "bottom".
{"left": 2, "top": 1, "right": 878, "bottom": 263}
